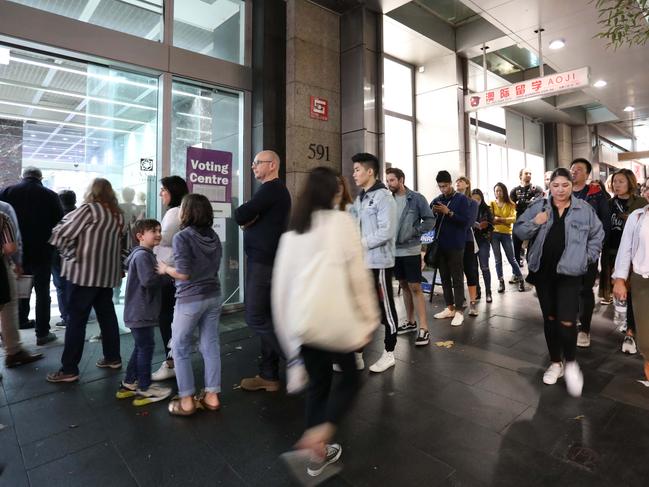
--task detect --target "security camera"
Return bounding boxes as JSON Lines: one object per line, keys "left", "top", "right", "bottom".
{"left": 73, "top": 163, "right": 79, "bottom": 168}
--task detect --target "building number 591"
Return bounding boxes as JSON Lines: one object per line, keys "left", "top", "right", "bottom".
{"left": 307, "top": 144, "right": 330, "bottom": 161}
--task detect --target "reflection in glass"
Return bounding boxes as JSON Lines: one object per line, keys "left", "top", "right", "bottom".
{"left": 384, "top": 116, "right": 414, "bottom": 188}
{"left": 171, "top": 81, "right": 244, "bottom": 305}
{"left": 173, "top": 0, "right": 246, "bottom": 65}
{"left": 8, "top": 0, "right": 164, "bottom": 42}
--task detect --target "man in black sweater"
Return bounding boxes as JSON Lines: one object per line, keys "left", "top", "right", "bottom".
{"left": 510, "top": 168, "right": 543, "bottom": 267}
{"left": 0, "top": 167, "right": 63, "bottom": 344}
{"left": 235, "top": 150, "right": 291, "bottom": 392}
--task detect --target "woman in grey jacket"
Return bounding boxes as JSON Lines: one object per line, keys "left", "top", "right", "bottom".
{"left": 514, "top": 168, "right": 604, "bottom": 397}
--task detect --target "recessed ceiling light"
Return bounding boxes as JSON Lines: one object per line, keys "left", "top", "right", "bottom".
{"left": 624, "top": 106, "right": 635, "bottom": 112}
{"left": 418, "top": 66, "right": 425, "bottom": 73}
{"left": 62, "top": 137, "right": 68, "bottom": 141}
{"left": 30, "top": 134, "right": 36, "bottom": 137}
{"left": 549, "top": 39, "right": 565, "bottom": 50}
{"left": 593, "top": 80, "right": 607, "bottom": 88}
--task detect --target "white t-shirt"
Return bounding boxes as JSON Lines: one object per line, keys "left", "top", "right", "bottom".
{"left": 154, "top": 206, "right": 181, "bottom": 265}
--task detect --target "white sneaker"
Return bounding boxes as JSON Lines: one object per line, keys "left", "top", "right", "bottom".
{"left": 287, "top": 362, "right": 308, "bottom": 395}
{"left": 451, "top": 311, "right": 464, "bottom": 327}
{"left": 621, "top": 336, "right": 638, "bottom": 355}
{"left": 434, "top": 308, "right": 455, "bottom": 319}
{"left": 542, "top": 362, "right": 564, "bottom": 385}
{"left": 355, "top": 352, "right": 365, "bottom": 371}
{"left": 152, "top": 361, "right": 176, "bottom": 381}
{"left": 369, "top": 351, "right": 395, "bottom": 373}
{"left": 332, "top": 363, "right": 342, "bottom": 372}
{"left": 468, "top": 303, "right": 478, "bottom": 316}
{"left": 576, "top": 331, "right": 591, "bottom": 348}
{"left": 132, "top": 384, "right": 173, "bottom": 406}
{"left": 564, "top": 361, "right": 584, "bottom": 397}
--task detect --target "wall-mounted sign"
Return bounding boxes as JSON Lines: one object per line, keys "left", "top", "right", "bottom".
{"left": 186, "top": 147, "right": 232, "bottom": 203}
{"left": 465, "top": 67, "right": 590, "bottom": 112}
{"left": 310, "top": 96, "right": 329, "bottom": 121}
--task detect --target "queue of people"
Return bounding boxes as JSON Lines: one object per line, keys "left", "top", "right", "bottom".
{"left": 1, "top": 154, "right": 648, "bottom": 482}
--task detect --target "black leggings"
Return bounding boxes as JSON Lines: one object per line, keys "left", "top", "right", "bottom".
{"left": 302, "top": 345, "right": 360, "bottom": 428}
{"left": 463, "top": 241, "right": 479, "bottom": 287}
{"left": 579, "top": 262, "right": 598, "bottom": 333}
{"left": 159, "top": 279, "right": 176, "bottom": 357}
{"left": 535, "top": 275, "right": 582, "bottom": 363}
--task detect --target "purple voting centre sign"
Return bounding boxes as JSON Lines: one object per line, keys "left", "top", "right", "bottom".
{"left": 186, "top": 147, "right": 232, "bottom": 203}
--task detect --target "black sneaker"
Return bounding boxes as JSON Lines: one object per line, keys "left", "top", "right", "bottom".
{"left": 475, "top": 289, "right": 482, "bottom": 301}
{"left": 498, "top": 279, "right": 505, "bottom": 293}
{"left": 36, "top": 332, "right": 57, "bottom": 346}
{"left": 397, "top": 321, "right": 417, "bottom": 334}
{"left": 96, "top": 358, "right": 122, "bottom": 369}
{"left": 415, "top": 329, "right": 430, "bottom": 346}
{"left": 307, "top": 444, "right": 342, "bottom": 477}
{"left": 518, "top": 280, "right": 525, "bottom": 292}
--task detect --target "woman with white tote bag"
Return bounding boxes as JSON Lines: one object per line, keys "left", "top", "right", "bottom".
{"left": 272, "top": 166, "right": 380, "bottom": 480}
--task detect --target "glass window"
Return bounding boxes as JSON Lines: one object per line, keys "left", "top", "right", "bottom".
{"left": 173, "top": 0, "right": 245, "bottom": 65}
{"left": 384, "top": 115, "right": 414, "bottom": 188}
{"left": 8, "top": 0, "right": 164, "bottom": 42}
{"left": 171, "top": 80, "right": 244, "bottom": 305}
{"left": 383, "top": 58, "right": 412, "bottom": 116}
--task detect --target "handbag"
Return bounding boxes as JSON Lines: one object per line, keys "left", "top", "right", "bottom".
{"left": 424, "top": 214, "right": 445, "bottom": 268}
{"left": 288, "top": 215, "right": 378, "bottom": 352}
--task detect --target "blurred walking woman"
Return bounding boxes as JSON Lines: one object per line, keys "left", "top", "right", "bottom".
{"left": 613, "top": 201, "right": 649, "bottom": 382}
{"left": 152, "top": 176, "right": 189, "bottom": 381}
{"left": 273, "top": 166, "right": 379, "bottom": 479}
{"left": 47, "top": 178, "right": 125, "bottom": 383}
{"left": 157, "top": 194, "right": 223, "bottom": 415}
{"left": 514, "top": 168, "right": 604, "bottom": 397}
{"left": 490, "top": 182, "right": 524, "bottom": 293}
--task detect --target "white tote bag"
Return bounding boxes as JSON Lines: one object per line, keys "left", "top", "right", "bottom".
{"left": 278, "top": 211, "right": 378, "bottom": 353}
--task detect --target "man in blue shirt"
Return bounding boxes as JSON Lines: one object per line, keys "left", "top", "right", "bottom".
{"left": 430, "top": 171, "right": 472, "bottom": 327}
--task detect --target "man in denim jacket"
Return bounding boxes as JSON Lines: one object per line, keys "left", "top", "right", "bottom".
{"left": 385, "top": 167, "right": 435, "bottom": 346}
{"left": 351, "top": 153, "right": 398, "bottom": 373}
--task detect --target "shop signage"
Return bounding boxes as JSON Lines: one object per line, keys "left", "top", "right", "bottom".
{"left": 186, "top": 147, "right": 232, "bottom": 203}
{"left": 310, "top": 96, "right": 329, "bottom": 121}
{"left": 465, "top": 67, "right": 590, "bottom": 112}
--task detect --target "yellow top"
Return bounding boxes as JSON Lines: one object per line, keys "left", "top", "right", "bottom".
{"left": 490, "top": 201, "right": 517, "bottom": 235}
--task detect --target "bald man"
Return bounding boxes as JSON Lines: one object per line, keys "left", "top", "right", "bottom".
{"left": 235, "top": 150, "right": 291, "bottom": 391}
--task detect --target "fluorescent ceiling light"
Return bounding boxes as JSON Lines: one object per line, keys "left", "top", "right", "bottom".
{"left": 624, "top": 106, "right": 635, "bottom": 112}
{"left": 549, "top": 39, "right": 565, "bottom": 50}
{"left": 0, "top": 47, "right": 9, "bottom": 65}
{"left": 177, "top": 111, "right": 211, "bottom": 121}
{"left": 593, "top": 80, "right": 607, "bottom": 88}
{"left": 0, "top": 80, "right": 157, "bottom": 111}
{"left": 0, "top": 113, "right": 133, "bottom": 134}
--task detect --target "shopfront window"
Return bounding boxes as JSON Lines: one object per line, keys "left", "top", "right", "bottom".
{"left": 173, "top": 0, "right": 246, "bottom": 65}
{"left": 0, "top": 44, "right": 159, "bottom": 212}
{"left": 383, "top": 56, "right": 415, "bottom": 187}
{"left": 8, "top": 0, "right": 164, "bottom": 42}
{"left": 170, "top": 80, "right": 244, "bottom": 305}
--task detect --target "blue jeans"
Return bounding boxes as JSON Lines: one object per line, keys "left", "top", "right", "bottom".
{"left": 490, "top": 232, "right": 522, "bottom": 280}
{"left": 171, "top": 295, "right": 222, "bottom": 398}
{"left": 477, "top": 239, "right": 492, "bottom": 292}
{"left": 125, "top": 327, "right": 155, "bottom": 390}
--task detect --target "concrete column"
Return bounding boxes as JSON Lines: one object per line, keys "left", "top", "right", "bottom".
{"left": 557, "top": 122, "right": 573, "bottom": 168}
{"left": 415, "top": 53, "right": 465, "bottom": 201}
{"left": 285, "top": 0, "right": 341, "bottom": 199}
{"left": 340, "top": 6, "right": 382, "bottom": 193}
{"left": 0, "top": 118, "right": 22, "bottom": 188}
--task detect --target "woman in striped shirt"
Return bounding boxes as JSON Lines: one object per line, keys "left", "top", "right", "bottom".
{"left": 47, "top": 178, "right": 126, "bottom": 383}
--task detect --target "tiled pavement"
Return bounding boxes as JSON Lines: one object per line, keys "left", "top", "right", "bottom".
{"left": 1, "top": 284, "right": 648, "bottom": 487}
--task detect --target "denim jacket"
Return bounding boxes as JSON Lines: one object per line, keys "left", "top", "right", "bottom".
{"left": 395, "top": 189, "right": 435, "bottom": 249}
{"left": 514, "top": 196, "right": 604, "bottom": 276}
{"left": 352, "top": 181, "right": 397, "bottom": 269}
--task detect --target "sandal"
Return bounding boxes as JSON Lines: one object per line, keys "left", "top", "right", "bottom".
{"left": 167, "top": 396, "right": 200, "bottom": 416}
{"left": 195, "top": 390, "right": 221, "bottom": 411}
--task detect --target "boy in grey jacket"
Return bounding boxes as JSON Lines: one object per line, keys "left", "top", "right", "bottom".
{"left": 351, "top": 153, "right": 398, "bottom": 373}
{"left": 116, "top": 219, "right": 172, "bottom": 406}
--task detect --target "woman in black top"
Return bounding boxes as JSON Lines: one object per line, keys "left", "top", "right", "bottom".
{"left": 471, "top": 189, "right": 494, "bottom": 303}
{"left": 515, "top": 168, "right": 604, "bottom": 398}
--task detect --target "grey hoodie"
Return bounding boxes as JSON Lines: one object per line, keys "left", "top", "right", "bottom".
{"left": 172, "top": 226, "right": 222, "bottom": 303}
{"left": 124, "top": 246, "right": 166, "bottom": 328}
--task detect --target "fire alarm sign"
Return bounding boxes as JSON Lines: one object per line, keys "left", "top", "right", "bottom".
{"left": 310, "top": 96, "right": 328, "bottom": 121}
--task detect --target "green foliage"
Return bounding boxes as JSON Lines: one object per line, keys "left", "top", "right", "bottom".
{"left": 593, "top": 0, "right": 649, "bottom": 49}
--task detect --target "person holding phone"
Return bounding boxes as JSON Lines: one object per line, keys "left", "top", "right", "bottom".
{"left": 514, "top": 168, "right": 604, "bottom": 397}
